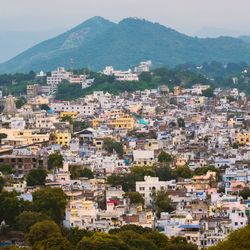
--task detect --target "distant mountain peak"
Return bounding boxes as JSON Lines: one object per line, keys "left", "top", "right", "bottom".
{"left": 119, "top": 17, "right": 154, "bottom": 25}
{"left": 1, "top": 16, "right": 250, "bottom": 73}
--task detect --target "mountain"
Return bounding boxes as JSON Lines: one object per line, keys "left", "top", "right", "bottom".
{"left": 1, "top": 17, "right": 250, "bottom": 73}
{"left": 239, "top": 36, "right": 250, "bottom": 44}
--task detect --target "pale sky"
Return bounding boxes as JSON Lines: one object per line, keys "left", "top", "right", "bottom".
{"left": 1, "top": 0, "right": 250, "bottom": 37}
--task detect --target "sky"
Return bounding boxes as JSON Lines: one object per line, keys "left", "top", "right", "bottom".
{"left": 1, "top": 0, "right": 250, "bottom": 37}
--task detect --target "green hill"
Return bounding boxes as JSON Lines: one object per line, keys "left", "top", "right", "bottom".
{"left": 1, "top": 17, "right": 250, "bottom": 73}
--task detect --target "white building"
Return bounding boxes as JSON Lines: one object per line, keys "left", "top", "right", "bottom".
{"left": 50, "top": 101, "right": 96, "bottom": 116}
{"left": 134, "top": 61, "right": 152, "bottom": 73}
{"left": 103, "top": 66, "right": 139, "bottom": 81}
{"left": 136, "top": 176, "right": 169, "bottom": 205}
{"left": 133, "top": 150, "right": 155, "bottom": 166}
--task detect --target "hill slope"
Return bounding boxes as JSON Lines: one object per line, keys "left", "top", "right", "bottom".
{"left": 1, "top": 17, "right": 250, "bottom": 73}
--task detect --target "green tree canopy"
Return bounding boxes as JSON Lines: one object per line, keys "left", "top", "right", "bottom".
{"left": 208, "top": 225, "right": 250, "bottom": 250}
{"left": 40, "top": 104, "right": 50, "bottom": 111}
{"left": 239, "top": 187, "right": 250, "bottom": 200}
{"left": 33, "top": 236, "right": 73, "bottom": 250}
{"left": 0, "top": 191, "right": 32, "bottom": 226}
{"left": 63, "top": 227, "right": 93, "bottom": 246}
{"left": 116, "top": 230, "right": 158, "bottom": 250}
{"left": 153, "top": 190, "right": 174, "bottom": 218}
{"left": 103, "top": 138, "right": 124, "bottom": 157}
{"left": 0, "top": 176, "right": 4, "bottom": 192}
{"left": 76, "top": 232, "right": 128, "bottom": 250}
{"left": 16, "top": 211, "right": 50, "bottom": 232}
{"left": 125, "top": 192, "right": 144, "bottom": 206}
{"left": 26, "top": 220, "right": 62, "bottom": 246}
{"left": 172, "top": 165, "right": 193, "bottom": 179}
{"left": 202, "top": 87, "right": 215, "bottom": 98}
{"left": 0, "top": 133, "right": 7, "bottom": 143}
{"left": 26, "top": 168, "right": 47, "bottom": 186}
{"left": 33, "top": 188, "right": 67, "bottom": 223}
{"left": 177, "top": 117, "right": 186, "bottom": 128}
{"left": 158, "top": 151, "right": 173, "bottom": 163}
{"left": 0, "top": 164, "right": 13, "bottom": 175}
{"left": 15, "top": 96, "right": 27, "bottom": 109}
{"left": 61, "top": 115, "right": 73, "bottom": 124}
{"left": 70, "top": 165, "right": 94, "bottom": 179}
{"left": 48, "top": 152, "right": 63, "bottom": 170}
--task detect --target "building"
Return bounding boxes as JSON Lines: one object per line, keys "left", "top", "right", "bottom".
{"left": 55, "top": 130, "right": 72, "bottom": 146}
{"left": 110, "top": 115, "right": 135, "bottom": 130}
{"left": 0, "top": 154, "right": 47, "bottom": 175}
{"left": 133, "top": 150, "right": 155, "bottom": 166}
{"left": 134, "top": 61, "right": 152, "bottom": 73}
{"left": 27, "top": 84, "right": 41, "bottom": 100}
{"left": 103, "top": 66, "right": 139, "bottom": 81}
{"left": 136, "top": 176, "right": 169, "bottom": 205}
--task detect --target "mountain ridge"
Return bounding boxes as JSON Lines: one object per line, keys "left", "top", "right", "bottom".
{"left": 1, "top": 17, "right": 250, "bottom": 73}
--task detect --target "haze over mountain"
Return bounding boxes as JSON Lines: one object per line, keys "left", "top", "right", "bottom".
{"left": 1, "top": 16, "right": 250, "bottom": 73}
{"left": 0, "top": 29, "right": 63, "bottom": 63}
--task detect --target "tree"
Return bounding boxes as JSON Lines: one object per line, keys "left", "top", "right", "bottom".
{"left": 0, "top": 177, "right": 4, "bottom": 192}
{"left": 153, "top": 190, "right": 174, "bottom": 218}
{"left": 193, "top": 166, "right": 218, "bottom": 176}
{"left": 79, "top": 168, "right": 94, "bottom": 179}
{"left": 109, "top": 225, "right": 153, "bottom": 235}
{"left": 61, "top": 115, "right": 73, "bottom": 124}
{"left": 0, "top": 133, "right": 7, "bottom": 143}
{"left": 63, "top": 227, "right": 92, "bottom": 246}
{"left": 116, "top": 230, "right": 158, "bottom": 250}
{"left": 73, "top": 121, "right": 88, "bottom": 132}
{"left": 26, "top": 220, "right": 61, "bottom": 246}
{"left": 202, "top": 87, "right": 214, "bottom": 98}
{"left": 143, "top": 232, "right": 169, "bottom": 249}
{"left": 239, "top": 187, "right": 250, "bottom": 200}
{"left": 69, "top": 165, "right": 94, "bottom": 179}
{"left": 16, "top": 211, "right": 49, "bottom": 232}
{"left": 155, "top": 165, "right": 173, "bottom": 181}
{"left": 48, "top": 152, "right": 63, "bottom": 170}
{"left": 15, "top": 96, "right": 27, "bottom": 109}
{"left": 76, "top": 232, "right": 128, "bottom": 250}
{"left": 125, "top": 192, "right": 144, "bottom": 206}
{"left": 40, "top": 104, "right": 50, "bottom": 111}
{"left": 33, "top": 237, "right": 73, "bottom": 250}
{"left": 103, "top": 138, "right": 124, "bottom": 157}
{"left": 0, "top": 192, "right": 32, "bottom": 226}
{"left": 0, "top": 164, "right": 13, "bottom": 175}
{"left": 33, "top": 188, "right": 67, "bottom": 223}
{"left": 177, "top": 117, "right": 185, "bottom": 128}
{"left": 26, "top": 168, "right": 47, "bottom": 186}
{"left": 139, "top": 72, "right": 152, "bottom": 82}
{"left": 172, "top": 165, "right": 193, "bottom": 179}
{"left": 208, "top": 225, "right": 250, "bottom": 250}
{"left": 158, "top": 151, "right": 173, "bottom": 163}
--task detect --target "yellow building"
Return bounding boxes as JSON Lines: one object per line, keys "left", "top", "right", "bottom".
{"left": 0, "top": 128, "right": 49, "bottom": 146}
{"left": 237, "top": 132, "right": 250, "bottom": 145}
{"left": 92, "top": 118, "right": 102, "bottom": 129}
{"left": 60, "top": 111, "right": 78, "bottom": 119}
{"left": 110, "top": 115, "right": 135, "bottom": 130}
{"left": 55, "top": 130, "right": 71, "bottom": 146}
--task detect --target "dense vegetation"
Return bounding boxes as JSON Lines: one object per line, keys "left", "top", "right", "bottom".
{"left": 55, "top": 68, "right": 210, "bottom": 100}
